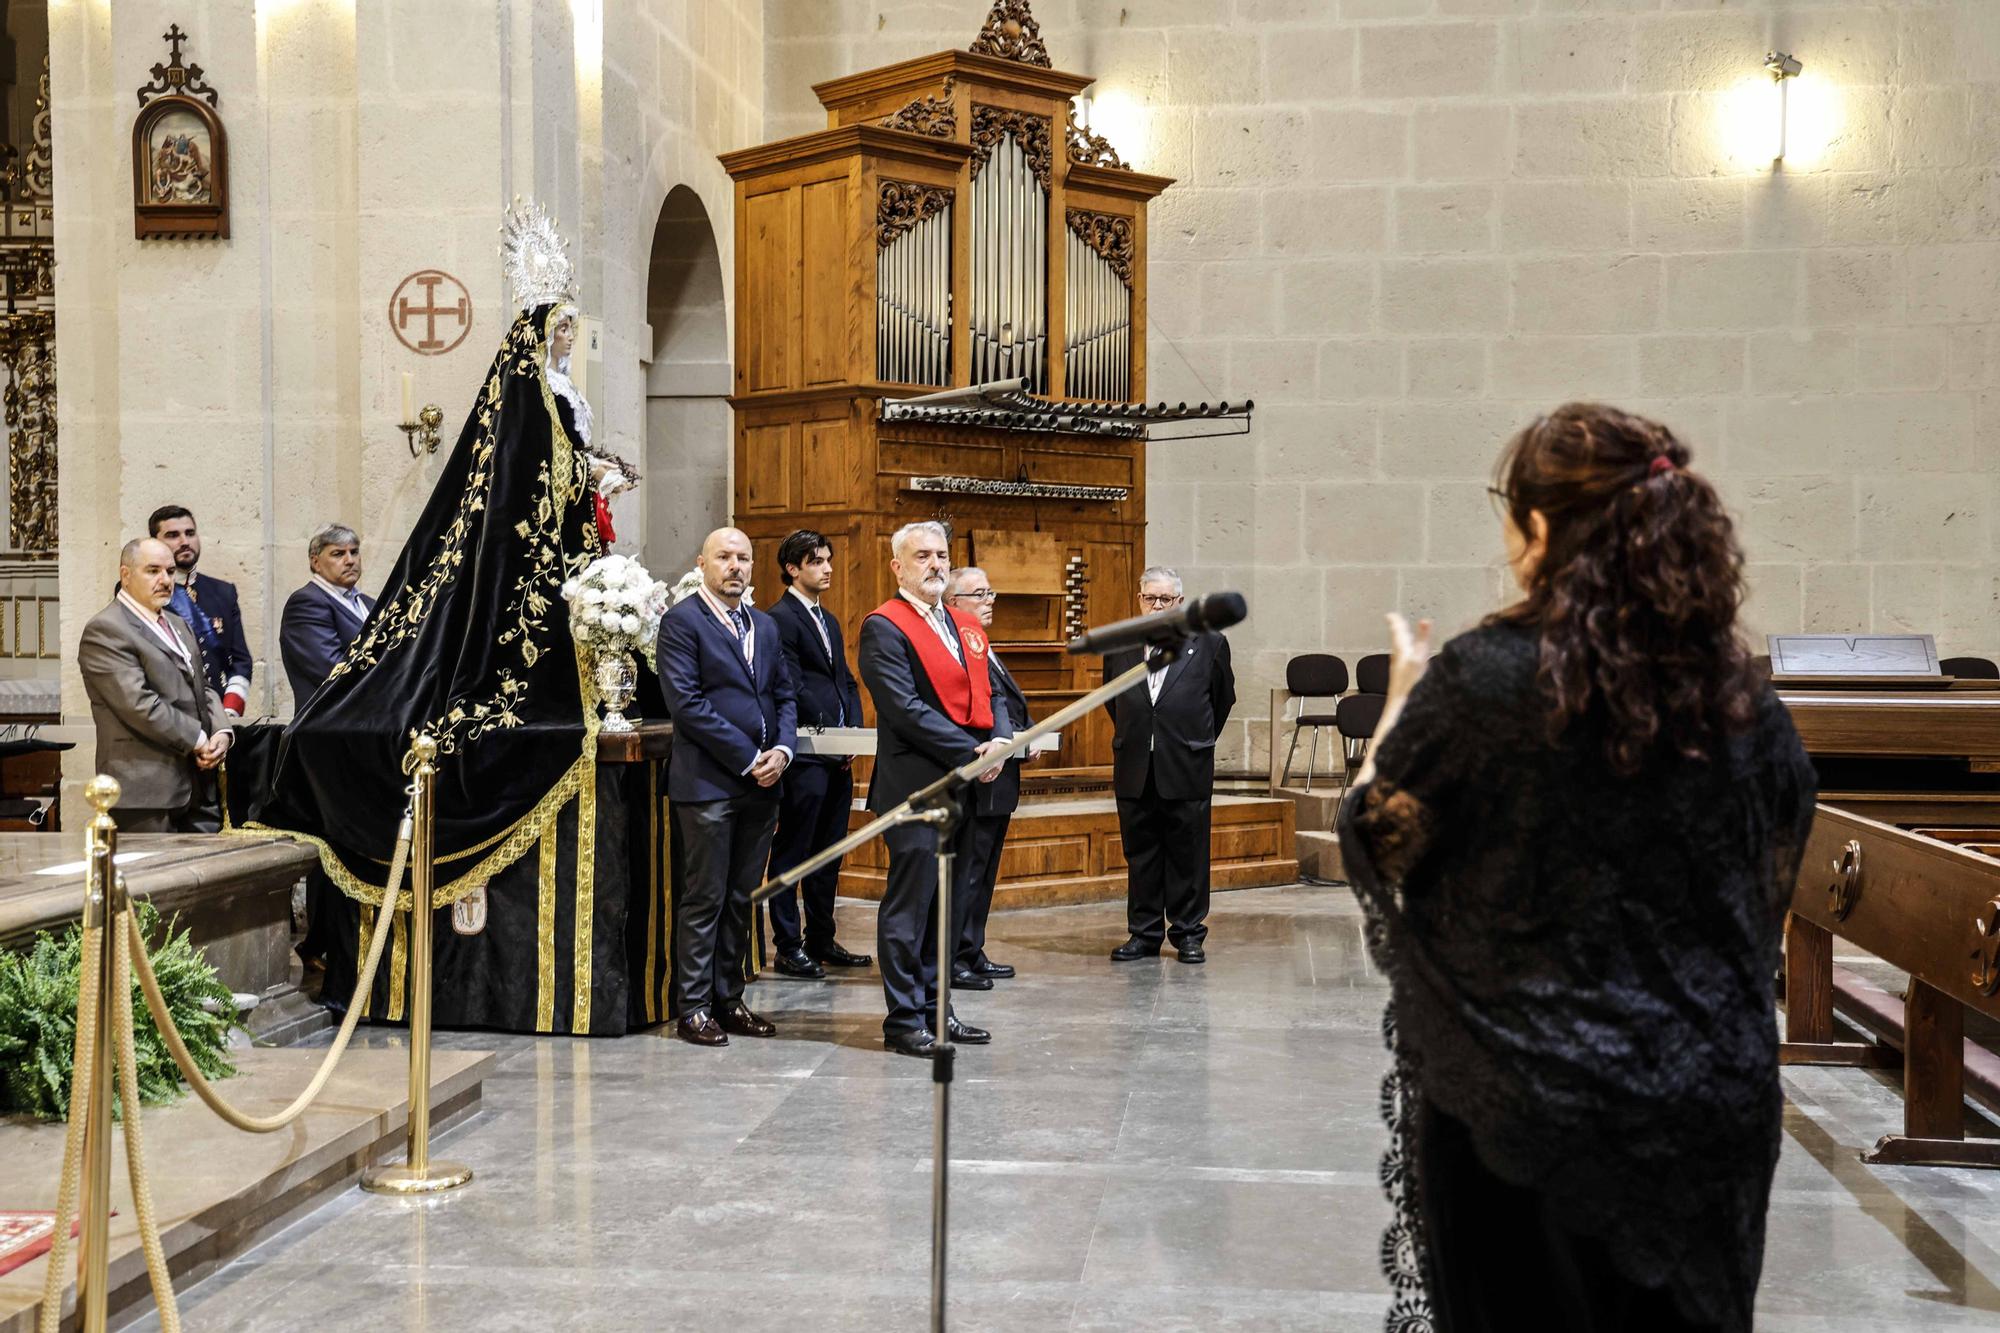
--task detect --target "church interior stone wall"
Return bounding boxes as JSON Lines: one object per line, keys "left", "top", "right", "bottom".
{"left": 39, "top": 0, "right": 2000, "bottom": 777}
{"left": 771, "top": 0, "right": 2000, "bottom": 770}
{"left": 47, "top": 0, "right": 760, "bottom": 780}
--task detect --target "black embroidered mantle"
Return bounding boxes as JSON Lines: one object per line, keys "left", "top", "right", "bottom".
{"left": 253, "top": 303, "right": 603, "bottom": 904}
{"left": 1337, "top": 622, "right": 1816, "bottom": 1332}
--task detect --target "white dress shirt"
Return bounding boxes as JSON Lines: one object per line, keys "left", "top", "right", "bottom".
{"left": 897, "top": 588, "right": 963, "bottom": 663}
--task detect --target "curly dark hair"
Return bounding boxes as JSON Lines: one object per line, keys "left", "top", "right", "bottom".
{"left": 1489, "top": 403, "right": 1759, "bottom": 775}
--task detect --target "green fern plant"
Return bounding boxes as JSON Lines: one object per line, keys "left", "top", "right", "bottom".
{"left": 0, "top": 901, "right": 238, "bottom": 1121}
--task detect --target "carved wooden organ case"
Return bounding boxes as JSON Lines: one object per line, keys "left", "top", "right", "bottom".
{"left": 721, "top": 12, "right": 1239, "bottom": 773}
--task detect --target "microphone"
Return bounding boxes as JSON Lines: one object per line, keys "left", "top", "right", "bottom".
{"left": 1065, "top": 591, "right": 1247, "bottom": 656}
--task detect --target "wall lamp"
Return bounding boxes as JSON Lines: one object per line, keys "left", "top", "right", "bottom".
{"left": 1764, "top": 51, "right": 1802, "bottom": 162}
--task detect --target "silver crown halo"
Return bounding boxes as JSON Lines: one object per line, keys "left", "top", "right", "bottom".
{"left": 499, "top": 197, "right": 577, "bottom": 312}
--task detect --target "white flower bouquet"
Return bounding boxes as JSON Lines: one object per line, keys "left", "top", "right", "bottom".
{"left": 563, "top": 554, "right": 671, "bottom": 669}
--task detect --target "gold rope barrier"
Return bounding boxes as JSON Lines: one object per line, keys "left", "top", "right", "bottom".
{"left": 37, "top": 737, "right": 467, "bottom": 1330}
{"left": 126, "top": 811, "right": 412, "bottom": 1134}
{"left": 35, "top": 780, "right": 112, "bottom": 1333}
{"left": 360, "top": 735, "right": 472, "bottom": 1195}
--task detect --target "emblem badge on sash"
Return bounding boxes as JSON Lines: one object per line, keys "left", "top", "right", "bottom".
{"left": 961, "top": 626, "right": 988, "bottom": 657}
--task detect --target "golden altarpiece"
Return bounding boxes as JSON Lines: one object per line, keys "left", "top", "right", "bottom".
{"left": 722, "top": 4, "right": 1291, "bottom": 900}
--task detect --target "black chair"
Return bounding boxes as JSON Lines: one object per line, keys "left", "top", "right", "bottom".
{"left": 1355, "top": 653, "right": 1390, "bottom": 696}
{"left": 1281, "top": 654, "right": 1349, "bottom": 791}
{"left": 1941, "top": 655, "right": 2000, "bottom": 680}
{"left": 1335, "top": 692, "right": 1386, "bottom": 789}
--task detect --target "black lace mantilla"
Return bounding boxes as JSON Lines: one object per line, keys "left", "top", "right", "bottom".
{"left": 1337, "top": 623, "right": 1815, "bottom": 1333}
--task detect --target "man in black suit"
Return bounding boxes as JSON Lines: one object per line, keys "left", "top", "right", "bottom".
{"left": 1104, "top": 566, "right": 1236, "bottom": 964}
{"left": 764, "top": 529, "right": 872, "bottom": 979}
{"left": 151, "top": 505, "right": 253, "bottom": 718}
{"left": 279, "top": 523, "right": 375, "bottom": 707}
{"left": 945, "top": 565, "right": 1025, "bottom": 991}
{"left": 657, "top": 527, "right": 798, "bottom": 1047}
{"left": 857, "top": 520, "right": 1009, "bottom": 1058}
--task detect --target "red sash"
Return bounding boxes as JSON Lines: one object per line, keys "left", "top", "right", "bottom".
{"left": 869, "top": 596, "right": 993, "bottom": 730}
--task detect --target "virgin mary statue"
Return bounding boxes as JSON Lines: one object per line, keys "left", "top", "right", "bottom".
{"left": 255, "top": 200, "right": 642, "bottom": 1034}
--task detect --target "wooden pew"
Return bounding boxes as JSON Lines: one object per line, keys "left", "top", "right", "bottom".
{"left": 1783, "top": 803, "right": 2000, "bottom": 1168}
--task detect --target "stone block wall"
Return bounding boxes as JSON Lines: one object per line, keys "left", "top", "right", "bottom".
{"left": 49, "top": 0, "right": 760, "bottom": 800}
{"left": 767, "top": 0, "right": 2000, "bottom": 770}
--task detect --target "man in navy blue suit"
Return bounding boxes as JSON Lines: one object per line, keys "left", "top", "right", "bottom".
{"left": 658, "top": 527, "right": 798, "bottom": 1047}
{"left": 763, "top": 529, "right": 872, "bottom": 979}
{"left": 279, "top": 523, "right": 375, "bottom": 708}
{"left": 151, "top": 505, "right": 253, "bottom": 717}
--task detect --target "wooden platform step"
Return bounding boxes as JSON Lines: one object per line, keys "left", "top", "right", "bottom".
{"left": 838, "top": 794, "right": 1298, "bottom": 910}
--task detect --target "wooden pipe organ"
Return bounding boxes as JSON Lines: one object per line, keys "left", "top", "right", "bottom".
{"left": 721, "top": 1, "right": 1251, "bottom": 774}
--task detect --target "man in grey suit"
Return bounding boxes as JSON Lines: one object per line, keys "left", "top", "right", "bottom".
{"left": 77, "top": 537, "right": 234, "bottom": 832}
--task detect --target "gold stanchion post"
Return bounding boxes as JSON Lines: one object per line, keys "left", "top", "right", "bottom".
{"left": 77, "top": 776, "right": 125, "bottom": 1331}
{"left": 362, "top": 736, "right": 471, "bottom": 1195}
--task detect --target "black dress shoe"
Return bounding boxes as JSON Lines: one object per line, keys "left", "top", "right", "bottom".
{"left": 1110, "top": 937, "right": 1162, "bottom": 962}
{"left": 1176, "top": 943, "right": 1207, "bottom": 965}
{"left": 810, "top": 941, "right": 873, "bottom": 968}
{"left": 973, "top": 958, "right": 1015, "bottom": 979}
{"left": 950, "top": 968, "right": 994, "bottom": 991}
{"left": 716, "top": 1000, "right": 776, "bottom": 1037}
{"left": 885, "top": 1028, "right": 940, "bottom": 1058}
{"left": 945, "top": 1016, "right": 991, "bottom": 1045}
{"left": 677, "top": 1010, "right": 729, "bottom": 1047}
{"left": 773, "top": 947, "right": 826, "bottom": 979}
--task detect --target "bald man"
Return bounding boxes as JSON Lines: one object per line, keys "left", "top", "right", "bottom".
{"left": 78, "top": 537, "right": 234, "bottom": 832}
{"left": 657, "top": 528, "right": 797, "bottom": 1047}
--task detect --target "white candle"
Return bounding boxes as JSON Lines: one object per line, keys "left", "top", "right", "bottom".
{"left": 401, "top": 372, "right": 413, "bottom": 424}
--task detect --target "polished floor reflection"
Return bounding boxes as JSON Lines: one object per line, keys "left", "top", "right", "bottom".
{"left": 136, "top": 885, "right": 2000, "bottom": 1331}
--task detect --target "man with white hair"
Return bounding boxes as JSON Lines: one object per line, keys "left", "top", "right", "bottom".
{"left": 856, "top": 521, "right": 1010, "bottom": 1057}
{"left": 1103, "top": 565, "right": 1235, "bottom": 964}
{"left": 944, "top": 564, "right": 1027, "bottom": 989}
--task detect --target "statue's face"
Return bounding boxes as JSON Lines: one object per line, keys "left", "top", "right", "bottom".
{"left": 549, "top": 314, "right": 574, "bottom": 365}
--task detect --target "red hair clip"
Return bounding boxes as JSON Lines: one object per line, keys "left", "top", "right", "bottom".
{"left": 1648, "top": 454, "right": 1675, "bottom": 476}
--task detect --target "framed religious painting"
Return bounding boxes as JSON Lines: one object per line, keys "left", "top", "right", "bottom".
{"left": 132, "top": 25, "right": 229, "bottom": 239}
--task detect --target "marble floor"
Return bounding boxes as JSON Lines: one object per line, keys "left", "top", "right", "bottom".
{"left": 136, "top": 885, "right": 2000, "bottom": 1331}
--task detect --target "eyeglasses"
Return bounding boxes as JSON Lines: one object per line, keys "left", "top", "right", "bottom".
{"left": 1139, "top": 593, "right": 1180, "bottom": 608}
{"left": 1486, "top": 485, "right": 1513, "bottom": 515}
{"left": 950, "top": 589, "right": 997, "bottom": 603}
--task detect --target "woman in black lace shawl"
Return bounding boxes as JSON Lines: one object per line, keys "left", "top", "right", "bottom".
{"left": 1337, "top": 404, "right": 1817, "bottom": 1333}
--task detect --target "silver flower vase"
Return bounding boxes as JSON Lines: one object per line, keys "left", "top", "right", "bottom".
{"left": 595, "top": 649, "right": 638, "bottom": 733}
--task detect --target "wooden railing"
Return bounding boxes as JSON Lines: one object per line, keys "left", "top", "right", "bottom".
{"left": 1783, "top": 802, "right": 2000, "bottom": 1168}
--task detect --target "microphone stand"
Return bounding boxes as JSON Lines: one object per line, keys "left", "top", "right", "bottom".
{"left": 748, "top": 638, "right": 1187, "bottom": 1333}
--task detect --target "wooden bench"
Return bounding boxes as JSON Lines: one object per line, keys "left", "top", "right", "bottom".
{"left": 1783, "top": 802, "right": 2000, "bottom": 1168}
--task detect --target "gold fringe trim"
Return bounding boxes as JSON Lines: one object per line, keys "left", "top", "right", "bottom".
{"left": 356, "top": 907, "right": 374, "bottom": 1018}
{"left": 572, "top": 762, "right": 596, "bottom": 1033}
{"left": 536, "top": 809, "right": 558, "bottom": 1033}
{"left": 388, "top": 909, "right": 409, "bottom": 1022}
